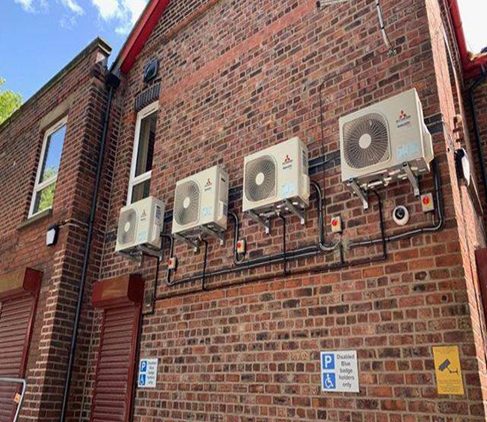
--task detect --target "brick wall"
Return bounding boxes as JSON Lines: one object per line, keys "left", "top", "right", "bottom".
{"left": 68, "top": 0, "right": 487, "bottom": 421}
{"left": 0, "top": 39, "right": 111, "bottom": 421}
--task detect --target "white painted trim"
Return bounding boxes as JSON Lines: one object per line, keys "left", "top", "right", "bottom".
{"left": 29, "top": 117, "right": 68, "bottom": 218}
{"left": 127, "top": 101, "right": 159, "bottom": 204}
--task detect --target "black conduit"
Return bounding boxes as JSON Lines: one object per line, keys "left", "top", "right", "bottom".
{"left": 159, "top": 180, "right": 394, "bottom": 295}
{"left": 60, "top": 73, "right": 120, "bottom": 422}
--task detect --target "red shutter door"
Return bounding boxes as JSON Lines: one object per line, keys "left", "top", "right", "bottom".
{"left": 0, "top": 293, "right": 37, "bottom": 422}
{"left": 90, "top": 305, "right": 141, "bottom": 422}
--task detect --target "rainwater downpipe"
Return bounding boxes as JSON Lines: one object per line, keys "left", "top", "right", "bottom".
{"left": 60, "top": 72, "right": 120, "bottom": 422}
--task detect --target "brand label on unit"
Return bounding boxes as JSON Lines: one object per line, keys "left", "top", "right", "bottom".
{"left": 282, "top": 154, "right": 293, "bottom": 170}
{"left": 320, "top": 350, "right": 359, "bottom": 393}
{"left": 396, "top": 109, "right": 412, "bottom": 128}
{"left": 138, "top": 358, "right": 158, "bottom": 388}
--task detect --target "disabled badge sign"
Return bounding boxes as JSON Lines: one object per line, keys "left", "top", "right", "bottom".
{"left": 320, "top": 350, "right": 359, "bottom": 393}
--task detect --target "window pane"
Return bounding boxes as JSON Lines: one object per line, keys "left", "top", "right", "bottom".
{"left": 131, "top": 179, "right": 151, "bottom": 203}
{"left": 33, "top": 182, "right": 56, "bottom": 214}
{"left": 40, "top": 124, "right": 66, "bottom": 183}
{"left": 135, "top": 113, "right": 157, "bottom": 177}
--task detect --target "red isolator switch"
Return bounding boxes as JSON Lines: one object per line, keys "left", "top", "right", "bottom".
{"left": 420, "top": 193, "right": 435, "bottom": 213}
{"left": 330, "top": 216, "right": 343, "bottom": 233}
{"left": 168, "top": 257, "right": 178, "bottom": 270}
{"left": 236, "top": 239, "right": 246, "bottom": 254}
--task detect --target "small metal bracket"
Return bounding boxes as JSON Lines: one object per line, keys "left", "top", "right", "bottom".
{"left": 174, "top": 233, "right": 200, "bottom": 253}
{"left": 348, "top": 179, "right": 369, "bottom": 210}
{"left": 247, "top": 211, "right": 271, "bottom": 234}
{"left": 284, "top": 200, "right": 306, "bottom": 225}
{"left": 200, "top": 225, "right": 225, "bottom": 246}
{"left": 403, "top": 162, "right": 420, "bottom": 197}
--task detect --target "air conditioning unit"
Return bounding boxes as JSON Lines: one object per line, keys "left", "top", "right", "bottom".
{"left": 340, "top": 89, "right": 433, "bottom": 194}
{"left": 243, "top": 137, "right": 310, "bottom": 222}
{"left": 339, "top": 89, "right": 434, "bottom": 193}
{"left": 115, "top": 196, "right": 165, "bottom": 253}
{"left": 172, "top": 165, "right": 229, "bottom": 240}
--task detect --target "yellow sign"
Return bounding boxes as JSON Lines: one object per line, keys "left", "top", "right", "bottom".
{"left": 433, "top": 346, "right": 464, "bottom": 395}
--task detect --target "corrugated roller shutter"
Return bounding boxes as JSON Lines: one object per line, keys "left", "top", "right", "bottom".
{"left": 0, "top": 293, "right": 37, "bottom": 422}
{"left": 91, "top": 305, "right": 141, "bottom": 422}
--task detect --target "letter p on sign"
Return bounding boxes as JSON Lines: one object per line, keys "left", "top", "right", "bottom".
{"left": 322, "top": 353, "right": 335, "bottom": 370}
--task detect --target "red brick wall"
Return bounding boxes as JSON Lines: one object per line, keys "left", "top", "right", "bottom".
{"left": 466, "top": 79, "right": 487, "bottom": 226}
{"left": 63, "top": 0, "right": 487, "bottom": 421}
{"left": 0, "top": 39, "right": 111, "bottom": 421}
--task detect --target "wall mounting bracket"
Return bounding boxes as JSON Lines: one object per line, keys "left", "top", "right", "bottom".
{"left": 284, "top": 200, "right": 306, "bottom": 225}
{"left": 348, "top": 178, "right": 369, "bottom": 210}
{"left": 200, "top": 225, "right": 225, "bottom": 246}
{"left": 174, "top": 233, "right": 200, "bottom": 253}
{"left": 403, "top": 162, "right": 420, "bottom": 197}
{"left": 247, "top": 211, "right": 271, "bottom": 234}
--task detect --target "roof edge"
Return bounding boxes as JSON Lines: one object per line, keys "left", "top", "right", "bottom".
{"left": 0, "top": 37, "right": 112, "bottom": 132}
{"left": 112, "top": 0, "right": 171, "bottom": 74}
{"left": 448, "top": 0, "right": 487, "bottom": 80}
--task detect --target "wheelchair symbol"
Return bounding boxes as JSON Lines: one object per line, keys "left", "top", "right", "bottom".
{"left": 323, "top": 373, "right": 336, "bottom": 390}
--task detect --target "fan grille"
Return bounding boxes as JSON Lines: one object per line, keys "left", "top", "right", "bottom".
{"left": 343, "top": 113, "right": 390, "bottom": 169}
{"left": 117, "top": 208, "right": 137, "bottom": 245}
{"left": 245, "top": 155, "right": 276, "bottom": 202}
{"left": 174, "top": 181, "right": 200, "bottom": 226}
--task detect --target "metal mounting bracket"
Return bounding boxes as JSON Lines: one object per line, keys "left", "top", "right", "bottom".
{"left": 174, "top": 233, "right": 200, "bottom": 253}
{"left": 247, "top": 211, "right": 271, "bottom": 234}
{"left": 348, "top": 179, "right": 369, "bottom": 210}
{"left": 284, "top": 200, "right": 306, "bottom": 225}
{"left": 200, "top": 225, "right": 225, "bottom": 246}
{"left": 403, "top": 162, "right": 420, "bottom": 197}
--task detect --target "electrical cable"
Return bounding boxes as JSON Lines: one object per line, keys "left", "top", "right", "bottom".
{"left": 375, "top": 0, "right": 397, "bottom": 56}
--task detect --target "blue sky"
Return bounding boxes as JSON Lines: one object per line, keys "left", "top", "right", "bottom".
{"left": 0, "top": 0, "right": 485, "bottom": 103}
{"left": 0, "top": 0, "right": 149, "bottom": 100}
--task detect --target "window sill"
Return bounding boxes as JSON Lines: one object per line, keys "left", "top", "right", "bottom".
{"left": 18, "top": 208, "right": 53, "bottom": 230}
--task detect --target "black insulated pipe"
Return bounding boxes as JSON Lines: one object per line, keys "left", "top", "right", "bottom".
{"left": 161, "top": 181, "right": 389, "bottom": 291}
{"left": 60, "top": 73, "right": 120, "bottom": 422}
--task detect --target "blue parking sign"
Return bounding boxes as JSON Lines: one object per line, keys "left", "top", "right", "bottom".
{"left": 322, "top": 353, "right": 335, "bottom": 370}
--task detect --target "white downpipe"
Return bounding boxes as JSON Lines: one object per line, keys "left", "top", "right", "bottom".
{"left": 0, "top": 377, "right": 27, "bottom": 422}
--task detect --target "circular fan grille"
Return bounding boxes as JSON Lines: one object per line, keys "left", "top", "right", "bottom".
{"left": 117, "top": 208, "right": 137, "bottom": 245}
{"left": 174, "top": 181, "right": 200, "bottom": 226}
{"left": 245, "top": 155, "right": 276, "bottom": 202}
{"left": 343, "top": 113, "right": 390, "bottom": 169}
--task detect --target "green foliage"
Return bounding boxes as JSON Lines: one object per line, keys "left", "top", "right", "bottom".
{"left": 0, "top": 77, "right": 22, "bottom": 125}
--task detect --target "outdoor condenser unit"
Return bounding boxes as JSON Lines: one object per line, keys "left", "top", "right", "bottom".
{"left": 242, "top": 137, "right": 310, "bottom": 229}
{"left": 339, "top": 88, "right": 434, "bottom": 208}
{"left": 172, "top": 165, "right": 229, "bottom": 245}
{"left": 115, "top": 196, "right": 165, "bottom": 253}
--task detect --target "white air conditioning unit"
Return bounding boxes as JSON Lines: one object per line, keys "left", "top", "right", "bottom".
{"left": 172, "top": 165, "right": 229, "bottom": 239}
{"left": 340, "top": 88, "right": 433, "bottom": 191}
{"left": 243, "top": 137, "right": 310, "bottom": 220}
{"left": 116, "top": 196, "right": 165, "bottom": 253}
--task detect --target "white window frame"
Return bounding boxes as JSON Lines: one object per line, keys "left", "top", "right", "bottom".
{"left": 29, "top": 117, "right": 68, "bottom": 218}
{"left": 127, "top": 101, "right": 159, "bottom": 204}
